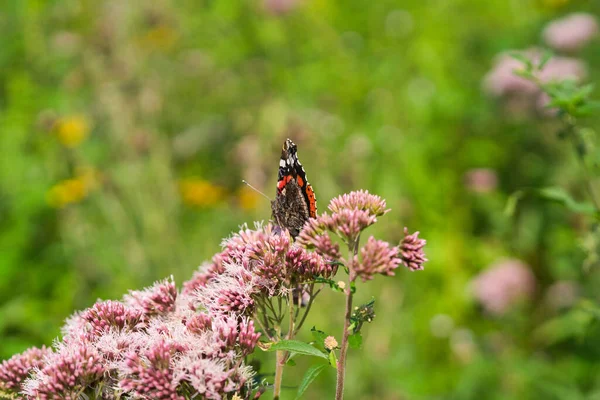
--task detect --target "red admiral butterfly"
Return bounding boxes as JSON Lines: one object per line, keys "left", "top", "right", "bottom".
{"left": 271, "top": 139, "right": 317, "bottom": 238}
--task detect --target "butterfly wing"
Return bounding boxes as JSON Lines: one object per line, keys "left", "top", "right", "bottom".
{"left": 271, "top": 139, "right": 317, "bottom": 238}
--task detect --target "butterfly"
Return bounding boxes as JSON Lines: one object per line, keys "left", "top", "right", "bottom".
{"left": 271, "top": 139, "right": 317, "bottom": 239}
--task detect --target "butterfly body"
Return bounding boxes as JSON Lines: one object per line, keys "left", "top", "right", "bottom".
{"left": 271, "top": 139, "right": 317, "bottom": 238}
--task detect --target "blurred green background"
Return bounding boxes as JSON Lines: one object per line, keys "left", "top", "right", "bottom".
{"left": 1, "top": 0, "right": 600, "bottom": 399}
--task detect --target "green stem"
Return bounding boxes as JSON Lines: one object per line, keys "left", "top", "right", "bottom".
{"left": 335, "top": 238, "right": 360, "bottom": 400}
{"left": 273, "top": 349, "right": 286, "bottom": 400}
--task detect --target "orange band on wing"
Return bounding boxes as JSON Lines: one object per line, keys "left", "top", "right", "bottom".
{"left": 306, "top": 184, "right": 317, "bottom": 218}
{"left": 296, "top": 176, "right": 304, "bottom": 187}
{"left": 277, "top": 175, "right": 293, "bottom": 192}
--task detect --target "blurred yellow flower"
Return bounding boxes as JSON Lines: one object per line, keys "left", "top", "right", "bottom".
{"left": 179, "top": 178, "right": 225, "bottom": 207}
{"left": 47, "top": 167, "right": 101, "bottom": 208}
{"left": 140, "top": 24, "right": 178, "bottom": 51}
{"left": 237, "top": 185, "right": 262, "bottom": 211}
{"left": 54, "top": 115, "right": 90, "bottom": 148}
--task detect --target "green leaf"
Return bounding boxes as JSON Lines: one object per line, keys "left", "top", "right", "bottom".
{"left": 311, "top": 327, "right": 328, "bottom": 346}
{"left": 348, "top": 333, "right": 362, "bottom": 349}
{"left": 505, "top": 187, "right": 598, "bottom": 217}
{"left": 266, "top": 340, "right": 327, "bottom": 359}
{"left": 578, "top": 299, "right": 600, "bottom": 320}
{"left": 328, "top": 350, "right": 338, "bottom": 369}
{"left": 286, "top": 359, "right": 297, "bottom": 366}
{"left": 347, "top": 322, "right": 357, "bottom": 333}
{"left": 534, "top": 308, "right": 594, "bottom": 346}
{"left": 509, "top": 52, "right": 533, "bottom": 71}
{"left": 295, "top": 364, "right": 328, "bottom": 400}
{"left": 538, "top": 49, "right": 553, "bottom": 70}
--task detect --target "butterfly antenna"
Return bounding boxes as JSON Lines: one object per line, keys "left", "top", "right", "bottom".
{"left": 242, "top": 180, "right": 271, "bottom": 201}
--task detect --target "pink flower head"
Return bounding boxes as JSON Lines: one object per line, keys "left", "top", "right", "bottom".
{"left": 209, "top": 222, "right": 335, "bottom": 296}
{"left": 328, "top": 190, "right": 389, "bottom": 217}
{"left": 181, "top": 262, "right": 216, "bottom": 297}
{"left": 186, "top": 312, "right": 213, "bottom": 334}
{"left": 173, "top": 356, "right": 253, "bottom": 399}
{"left": 0, "top": 346, "right": 51, "bottom": 394}
{"left": 245, "top": 228, "right": 292, "bottom": 289}
{"left": 353, "top": 236, "right": 402, "bottom": 282}
{"left": 23, "top": 341, "right": 104, "bottom": 399}
{"left": 286, "top": 246, "right": 336, "bottom": 280}
{"left": 297, "top": 217, "right": 341, "bottom": 260}
{"left": 213, "top": 316, "right": 261, "bottom": 356}
{"left": 303, "top": 191, "right": 390, "bottom": 245}
{"left": 181, "top": 223, "right": 269, "bottom": 295}
{"left": 124, "top": 276, "right": 178, "bottom": 317}
{"left": 471, "top": 258, "right": 536, "bottom": 316}
{"left": 78, "top": 300, "right": 144, "bottom": 338}
{"left": 399, "top": 228, "right": 427, "bottom": 271}
{"left": 222, "top": 223, "right": 277, "bottom": 265}
{"left": 120, "top": 339, "right": 183, "bottom": 400}
{"left": 543, "top": 13, "right": 599, "bottom": 52}
{"left": 196, "top": 271, "right": 257, "bottom": 317}
{"left": 324, "top": 209, "right": 377, "bottom": 245}
{"left": 93, "top": 329, "right": 146, "bottom": 367}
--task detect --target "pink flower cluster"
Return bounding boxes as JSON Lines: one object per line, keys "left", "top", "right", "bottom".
{"left": 185, "top": 223, "right": 336, "bottom": 316}
{"left": 23, "top": 341, "right": 104, "bottom": 399}
{"left": 0, "top": 190, "right": 427, "bottom": 398}
{"left": 298, "top": 190, "right": 426, "bottom": 280}
{"left": 299, "top": 190, "right": 389, "bottom": 248}
{"left": 0, "top": 276, "right": 260, "bottom": 399}
{"left": 0, "top": 346, "right": 51, "bottom": 393}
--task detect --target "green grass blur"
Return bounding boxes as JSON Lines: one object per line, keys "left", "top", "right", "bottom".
{"left": 1, "top": 1, "right": 600, "bottom": 399}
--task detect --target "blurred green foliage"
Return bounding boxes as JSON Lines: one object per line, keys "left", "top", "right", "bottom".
{"left": 1, "top": 0, "right": 600, "bottom": 399}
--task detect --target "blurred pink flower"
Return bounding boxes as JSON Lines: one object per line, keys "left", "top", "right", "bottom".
{"left": 399, "top": 228, "right": 427, "bottom": 271}
{"left": 264, "top": 0, "right": 300, "bottom": 15}
{"left": 464, "top": 168, "right": 498, "bottom": 193}
{"left": 483, "top": 50, "right": 586, "bottom": 98}
{"left": 545, "top": 280, "right": 579, "bottom": 310}
{"left": 0, "top": 346, "right": 51, "bottom": 394}
{"left": 483, "top": 51, "right": 539, "bottom": 97}
{"left": 471, "top": 259, "right": 536, "bottom": 316}
{"left": 537, "top": 55, "right": 587, "bottom": 83}
{"left": 543, "top": 13, "right": 599, "bottom": 52}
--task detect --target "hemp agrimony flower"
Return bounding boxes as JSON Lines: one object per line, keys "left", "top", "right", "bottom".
{"left": 0, "top": 191, "right": 426, "bottom": 400}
